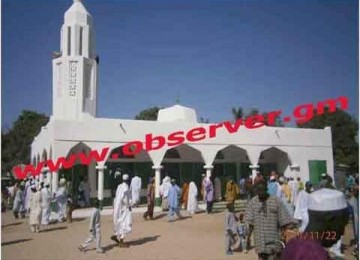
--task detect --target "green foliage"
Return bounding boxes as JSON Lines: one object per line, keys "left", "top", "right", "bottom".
{"left": 1, "top": 110, "right": 49, "bottom": 175}
{"left": 199, "top": 117, "right": 210, "bottom": 123}
{"left": 297, "top": 108, "right": 358, "bottom": 172}
{"left": 134, "top": 107, "right": 161, "bottom": 121}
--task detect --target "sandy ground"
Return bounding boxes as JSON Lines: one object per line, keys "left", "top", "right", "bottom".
{"left": 1, "top": 208, "right": 356, "bottom": 260}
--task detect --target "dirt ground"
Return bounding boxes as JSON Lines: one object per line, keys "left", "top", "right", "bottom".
{"left": 1, "top": 208, "right": 356, "bottom": 260}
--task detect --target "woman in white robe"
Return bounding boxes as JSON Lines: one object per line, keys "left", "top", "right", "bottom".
{"left": 29, "top": 185, "right": 42, "bottom": 232}
{"left": 187, "top": 181, "right": 198, "bottom": 214}
{"left": 111, "top": 174, "right": 132, "bottom": 247}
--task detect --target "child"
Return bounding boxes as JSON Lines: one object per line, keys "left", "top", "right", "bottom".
{"left": 225, "top": 202, "right": 238, "bottom": 255}
{"left": 237, "top": 213, "right": 248, "bottom": 253}
{"left": 78, "top": 199, "right": 104, "bottom": 253}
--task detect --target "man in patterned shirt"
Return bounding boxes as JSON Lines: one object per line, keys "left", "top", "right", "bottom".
{"left": 245, "top": 181, "right": 295, "bottom": 260}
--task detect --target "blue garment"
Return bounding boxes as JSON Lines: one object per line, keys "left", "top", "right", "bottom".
{"left": 237, "top": 222, "right": 247, "bottom": 237}
{"left": 168, "top": 184, "right": 181, "bottom": 209}
{"left": 267, "top": 182, "right": 278, "bottom": 196}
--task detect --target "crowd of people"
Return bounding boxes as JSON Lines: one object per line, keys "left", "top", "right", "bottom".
{"left": 3, "top": 169, "right": 358, "bottom": 259}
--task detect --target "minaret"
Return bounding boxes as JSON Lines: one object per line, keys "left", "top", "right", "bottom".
{"left": 52, "top": 0, "right": 98, "bottom": 121}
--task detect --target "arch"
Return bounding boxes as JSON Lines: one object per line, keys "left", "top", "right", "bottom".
{"left": 161, "top": 144, "right": 205, "bottom": 185}
{"left": 212, "top": 145, "right": 251, "bottom": 187}
{"left": 105, "top": 145, "right": 153, "bottom": 197}
{"left": 258, "top": 147, "right": 290, "bottom": 178}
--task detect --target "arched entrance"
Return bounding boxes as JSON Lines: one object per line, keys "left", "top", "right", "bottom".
{"left": 258, "top": 147, "right": 290, "bottom": 179}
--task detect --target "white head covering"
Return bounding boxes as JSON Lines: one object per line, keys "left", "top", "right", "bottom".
{"left": 308, "top": 188, "right": 347, "bottom": 211}
{"left": 122, "top": 174, "right": 129, "bottom": 181}
{"left": 59, "top": 178, "right": 66, "bottom": 185}
{"left": 115, "top": 171, "right": 121, "bottom": 177}
{"left": 279, "top": 176, "right": 285, "bottom": 183}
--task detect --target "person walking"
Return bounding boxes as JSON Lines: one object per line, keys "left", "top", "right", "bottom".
{"left": 29, "top": 184, "right": 42, "bottom": 233}
{"left": 111, "top": 174, "right": 132, "bottom": 247}
{"left": 245, "top": 181, "right": 295, "bottom": 260}
{"left": 225, "top": 179, "right": 239, "bottom": 206}
{"left": 168, "top": 179, "right": 182, "bottom": 221}
{"left": 13, "top": 182, "right": 25, "bottom": 219}
{"left": 78, "top": 199, "right": 104, "bottom": 253}
{"left": 130, "top": 174, "right": 142, "bottom": 207}
{"left": 55, "top": 178, "right": 67, "bottom": 222}
{"left": 160, "top": 176, "right": 171, "bottom": 211}
{"left": 204, "top": 175, "right": 214, "bottom": 214}
{"left": 143, "top": 177, "right": 155, "bottom": 220}
{"left": 187, "top": 181, "right": 198, "bottom": 214}
{"left": 41, "top": 182, "right": 52, "bottom": 225}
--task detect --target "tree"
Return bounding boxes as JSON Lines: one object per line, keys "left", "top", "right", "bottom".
{"left": 199, "top": 117, "right": 210, "bottom": 123}
{"left": 134, "top": 107, "right": 161, "bottom": 121}
{"left": 231, "top": 106, "right": 283, "bottom": 127}
{"left": 297, "top": 107, "right": 358, "bottom": 172}
{"left": 1, "top": 110, "right": 49, "bottom": 175}
{"left": 231, "top": 107, "right": 244, "bottom": 121}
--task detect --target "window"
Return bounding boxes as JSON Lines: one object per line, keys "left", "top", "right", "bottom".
{"left": 67, "top": 26, "right": 71, "bottom": 56}
{"left": 79, "top": 27, "right": 83, "bottom": 56}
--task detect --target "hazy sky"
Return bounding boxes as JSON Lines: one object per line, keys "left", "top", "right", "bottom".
{"left": 2, "top": 0, "right": 358, "bottom": 129}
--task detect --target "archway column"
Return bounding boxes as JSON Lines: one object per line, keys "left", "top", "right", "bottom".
{"left": 52, "top": 171, "right": 58, "bottom": 194}
{"left": 96, "top": 164, "right": 107, "bottom": 209}
{"left": 152, "top": 165, "right": 163, "bottom": 206}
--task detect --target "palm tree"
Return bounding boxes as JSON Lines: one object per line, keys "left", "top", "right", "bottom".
{"left": 231, "top": 107, "right": 243, "bottom": 121}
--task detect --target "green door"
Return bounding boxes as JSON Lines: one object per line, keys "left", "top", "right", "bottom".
{"left": 308, "top": 160, "right": 327, "bottom": 185}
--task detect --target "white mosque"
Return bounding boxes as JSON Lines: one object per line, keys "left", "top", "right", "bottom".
{"left": 31, "top": 0, "right": 334, "bottom": 206}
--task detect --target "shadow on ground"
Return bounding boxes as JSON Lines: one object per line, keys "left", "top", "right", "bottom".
{"left": 70, "top": 218, "right": 87, "bottom": 222}
{"left": 127, "top": 235, "right": 160, "bottom": 246}
{"left": 103, "top": 235, "right": 160, "bottom": 252}
{"left": 151, "top": 213, "right": 167, "bottom": 220}
{"left": 40, "top": 226, "right": 68, "bottom": 233}
{"left": 2, "top": 239, "right": 32, "bottom": 246}
{"left": 1, "top": 222, "right": 23, "bottom": 228}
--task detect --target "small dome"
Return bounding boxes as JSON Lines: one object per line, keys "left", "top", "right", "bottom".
{"left": 157, "top": 104, "right": 197, "bottom": 123}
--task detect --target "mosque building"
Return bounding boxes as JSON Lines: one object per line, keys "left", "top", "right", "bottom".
{"left": 31, "top": 0, "right": 334, "bottom": 206}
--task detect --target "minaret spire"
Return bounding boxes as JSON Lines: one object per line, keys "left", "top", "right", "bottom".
{"left": 52, "top": 0, "right": 98, "bottom": 121}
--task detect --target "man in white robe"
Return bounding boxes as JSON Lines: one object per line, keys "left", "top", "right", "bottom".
{"left": 187, "top": 181, "right": 198, "bottom": 214}
{"left": 130, "top": 174, "right": 142, "bottom": 207}
{"left": 214, "top": 176, "right": 222, "bottom": 202}
{"left": 160, "top": 176, "right": 171, "bottom": 211}
{"left": 29, "top": 184, "right": 42, "bottom": 233}
{"left": 111, "top": 174, "right": 132, "bottom": 247}
{"left": 294, "top": 181, "right": 313, "bottom": 232}
{"left": 41, "top": 182, "right": 52, "bottom": 225}
{"left": 24, "top": 177, "right": 32, "bottom": 213}
{"left": 55, "top": 178, "right": 67, "bottom": 222}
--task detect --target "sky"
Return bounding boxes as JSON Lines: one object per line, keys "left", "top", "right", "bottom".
{"left": 2, "top": 0, "right": 358, "bottom": 130}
